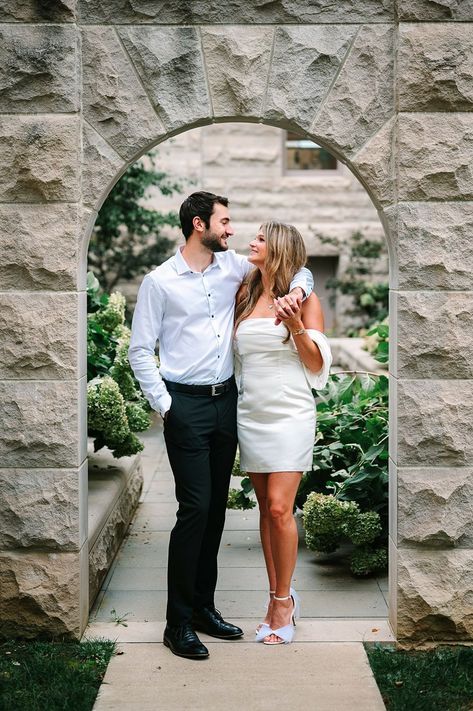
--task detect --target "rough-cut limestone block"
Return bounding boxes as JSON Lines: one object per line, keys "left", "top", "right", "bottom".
{"left": 0, "top": 204, "right": 81, "bottom": 291}
{"left": 201, "top": 26, "right": 273, "bottom": 119}
{"left": 0, "top": 381, "right": 83, "bottom": 468}
{"left": 119, "top": 27, "right": 211, "bottom": 133}
{"left": 0, "top": 116, "right": 80, "bottom": 203}
{"left": 399, "top": 24, "right": 473, "bottom": 112}
{"left": 394, "top": 291, "right": 473, "bottom": 379}
{"left": 351, "top": 116, "right": 396, "bottom": 207}
{"left": 398, "top": 0, "right": 473, "bottom": 21}
{"left": 77, "top": 0, "right": 394, "bottom": 24}
{"left": 0, "top": 293, "right": 83, "bottom": 380}
{"left": 0, "top": 1, "right": 75, "bottom": 22}
{"left": 264, "top": 26, "right": 357, "bottom": 132}
{"left": 0, "top": 469, "right": 81, "bottom": 551}
{"left": 385, "top": 202, "right": 473, "bottom": 291}
{"left": 88, "top": 456, "right": 143, "bottom": 606}
{"left": 0, "top": 550, "right": 82, "bottom": 639}
{"left": 82, "top": 121, "right": 124, "bottom": 209}
{"left": 398, "top": 468, "right": 473, "bottom": 548}
{"left": 81, "top": 27, "right": 164, "bottom": 161}
{"left": 0, "top": 26, "right": 79, "bottom": 113}
{"left": 398, "top": 113, "right": 473, "bottom": 201}
{"left": 397, "top": 548, "right": 473, "bottom": 642}
{"left": 314, "top": 25, "right": 394, "bottom": 157}
{"left": 396, "top": 379, "right": 473, "bottom": 467}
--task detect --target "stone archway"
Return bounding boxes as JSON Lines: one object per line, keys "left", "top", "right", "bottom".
{"left": 1, "top": 4, "right": 472, "bottom": 647}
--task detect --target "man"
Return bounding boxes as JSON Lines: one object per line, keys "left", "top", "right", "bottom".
{"left": 128, "top": 192, "right": 313, "bottom": 659}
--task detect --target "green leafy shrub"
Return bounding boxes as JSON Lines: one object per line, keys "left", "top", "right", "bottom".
{"left": 227, "top": 450, "right": 256, "bottom": 510}
{"left": 364, "top": 319, "right": 389, "bottom": 366}
{"left": 87, "top": 272, "right": 151, "bottom": 458}
{"left": 350, "top": 546, "right": 387, "bottom": 577}
{"left": 302, "top": 493, "right": 384, "bottom": 569}
{"left": 299, "top": 373, "right": 388, "bottom": 576}
{"left": 302, "top": 492, "right": 359, "bottom": 553}
{"left": 88, "top": 153, "right": 183, "bottom": 294}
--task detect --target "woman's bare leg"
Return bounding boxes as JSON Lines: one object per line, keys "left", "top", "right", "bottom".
{"left": 250, "top": 472, "right": 276, "bottom": 625}
{"left": 265, "top": 471, "right": 302, "bottom": 642}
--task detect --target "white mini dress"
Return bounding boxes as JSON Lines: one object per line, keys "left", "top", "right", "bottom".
{"left": 234, "top": 319, "right": 332, "bottom": 473}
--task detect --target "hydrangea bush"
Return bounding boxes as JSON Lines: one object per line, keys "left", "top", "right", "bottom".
{"left": 87, "top": 272, "right": 151, "bottom": 458}
{"left": 299, "top": 373, "right": 388, "bottom": 576}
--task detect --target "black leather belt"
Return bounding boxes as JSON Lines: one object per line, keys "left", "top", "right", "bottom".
{"left": 163, "top": 376, "right": 235, "bottom": 397}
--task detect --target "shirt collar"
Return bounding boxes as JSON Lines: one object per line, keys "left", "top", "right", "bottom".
{"left": 174, "top": 246, "right": 222, "bottom": 275}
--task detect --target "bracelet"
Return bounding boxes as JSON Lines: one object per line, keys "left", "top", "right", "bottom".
{"left": 291, "top": 328, "right": 306, "bottom": 336}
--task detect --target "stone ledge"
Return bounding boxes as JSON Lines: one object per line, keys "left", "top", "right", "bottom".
{"left": 88, "top": 443, "right": 143, "bottom": 608}
{"left": 329, "top": 337, "right": 386, "bottom": 375}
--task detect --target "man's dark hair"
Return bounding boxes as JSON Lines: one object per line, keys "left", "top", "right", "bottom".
{"left": 179, "top": 191, "right": 229, "bottom": 240}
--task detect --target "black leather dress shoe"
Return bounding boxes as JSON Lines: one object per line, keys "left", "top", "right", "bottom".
{"left": 192, "top": 606, "right": 244, "bottom": 640}
{"left": 163, "top": 623, "right": 209, "bottom": 659}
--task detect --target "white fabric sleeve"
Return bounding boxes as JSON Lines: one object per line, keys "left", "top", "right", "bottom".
{"left": 289, "top": 266, "right": 313, "bottom": 300}
{"left": 301, "top": 329, "right": 332, "bottom": 391}
{"left": 128, "top": 275, "right": 172, "bottom": 417}
{"left": 233, "top": 252, "right": 255, "bottom": 281}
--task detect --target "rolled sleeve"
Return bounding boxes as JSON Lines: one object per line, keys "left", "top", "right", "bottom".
{"left": 290, "top": 266, "right": 313, "bottom": 300}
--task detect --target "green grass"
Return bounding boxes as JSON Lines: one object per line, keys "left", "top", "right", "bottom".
{"left": 0, "top": 638, "right": 116, "bottom": 711}
{"left": 366, "top": 644, "right": 473, "bottom": 710}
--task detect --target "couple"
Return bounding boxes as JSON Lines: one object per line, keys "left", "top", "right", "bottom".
{"left": 128, "top": 191, "right": 331, "bottom": 659}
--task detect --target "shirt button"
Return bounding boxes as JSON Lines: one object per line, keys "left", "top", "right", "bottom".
{"left": 211, "top": 315, "right": 214, "bottom": 318}
{"left": 208, "top": 293, "right": 211, "bottom": 297}
{"left": 217, "top": 334, "right": 220, "bottom": 337}
{"left": 218, "top": 355, "right": 220, "bottom": 358}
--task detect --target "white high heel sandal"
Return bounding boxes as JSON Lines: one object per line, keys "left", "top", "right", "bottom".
{"left": 256, "top": 588, "right": 300, "bottom": 645}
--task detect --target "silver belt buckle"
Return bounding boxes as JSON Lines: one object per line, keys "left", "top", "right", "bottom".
{"left": 211, "top": 383, "right": 221, "bottom": 396}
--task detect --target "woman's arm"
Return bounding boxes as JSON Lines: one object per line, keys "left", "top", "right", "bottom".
{"left": 282, "top": 293, "right": 325, "bottom": 373}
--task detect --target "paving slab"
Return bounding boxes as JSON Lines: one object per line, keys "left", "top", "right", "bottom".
{"left": 92, "top": 642, "right": 386, "bottom": 711}
{"left": 91, "top": 587, "right": 387, "bottom": 623}
{"left": 105, "top": 565, "right": 383, "bottom": 593}
{"left": 86, "top": 619, "right": 395, "bottom": 645}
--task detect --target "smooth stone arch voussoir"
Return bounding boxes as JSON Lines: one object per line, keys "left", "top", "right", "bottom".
{"left": 2, "top": 4, "right": 473, "bottom": 647}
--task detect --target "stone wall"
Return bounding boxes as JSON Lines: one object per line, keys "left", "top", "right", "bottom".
{"left": 0, "top": 1, "right": 473, "bottom": 645}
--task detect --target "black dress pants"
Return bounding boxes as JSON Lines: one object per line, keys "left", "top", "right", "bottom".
{"left": 163, "top": 382, "right": 238, "bottom": 626}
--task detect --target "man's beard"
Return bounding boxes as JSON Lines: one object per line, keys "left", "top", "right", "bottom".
{"left": 202, "top": 231, "right": 228, "bottom": 253}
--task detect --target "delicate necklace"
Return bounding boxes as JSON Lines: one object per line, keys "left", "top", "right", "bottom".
{"left": 262, "top": 291, "right": 274, "bottom": 310}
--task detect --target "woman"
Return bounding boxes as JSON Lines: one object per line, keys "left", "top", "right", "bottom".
{"left": 234, "top": 221, "right": 332, "bottom": 645}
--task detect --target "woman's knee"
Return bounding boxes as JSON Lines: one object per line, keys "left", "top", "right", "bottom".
{"left": 267, "top": 498, "right": 293, "bottom": 524}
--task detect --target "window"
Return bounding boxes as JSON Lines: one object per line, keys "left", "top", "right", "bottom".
{"left": 285, "top": 131, "right": 337, "bottom": 172}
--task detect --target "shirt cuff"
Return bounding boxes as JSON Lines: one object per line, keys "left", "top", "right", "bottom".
{"left": 156, "top": 391, "right": 172, "bottom": 419}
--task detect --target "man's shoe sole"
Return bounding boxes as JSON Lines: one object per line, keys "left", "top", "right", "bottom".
{"left": 163, "top": 637, "right": 209, "bottom": 659}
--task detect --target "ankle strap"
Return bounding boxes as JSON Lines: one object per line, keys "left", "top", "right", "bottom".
{"left": 274, "top": 595, "right": 291, "bottom": 601}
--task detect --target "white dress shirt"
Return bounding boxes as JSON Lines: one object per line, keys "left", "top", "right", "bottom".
{"left": 128, "top": 247, "right": 313, "bottom": 416}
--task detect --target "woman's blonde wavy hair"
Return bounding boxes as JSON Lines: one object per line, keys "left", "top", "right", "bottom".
{"left": 235, "top": 221, "right": 307, "bottom": 342}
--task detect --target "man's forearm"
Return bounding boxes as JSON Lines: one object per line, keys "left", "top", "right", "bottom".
{"left": 289, "top": 266, "right": 313, "bottom": 300}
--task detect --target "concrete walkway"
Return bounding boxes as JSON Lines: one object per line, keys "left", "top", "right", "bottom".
{"left": 86, "top": 421, "right": 393, "bottom": 710}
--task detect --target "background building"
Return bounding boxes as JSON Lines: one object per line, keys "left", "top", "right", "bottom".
{"left": 144, "top": 122, "right": 388, "bottom": 334}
